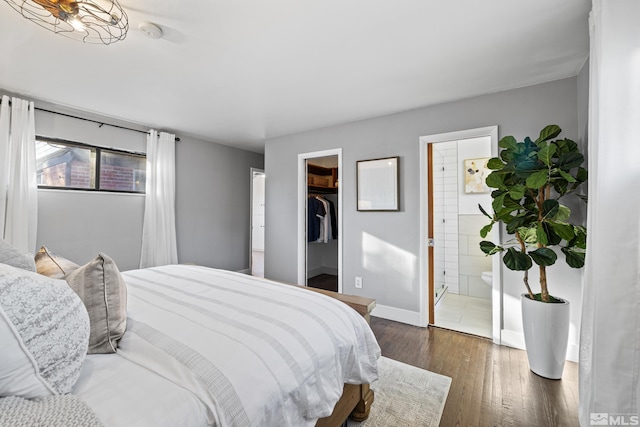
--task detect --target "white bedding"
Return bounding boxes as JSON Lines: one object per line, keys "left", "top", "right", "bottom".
{"left": 72, "top": 265, "right": 381, "bottom": 427}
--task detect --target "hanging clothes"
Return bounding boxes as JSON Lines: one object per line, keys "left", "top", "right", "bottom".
{"left": 326, "top": 198, "right": 338, "bottom": 240}
{"left": 316, "top": 196, "right": 332, "bottom": 243}
{"left": 308, "top": 195, "right": 337, "bottom": 243}
{"left": 307, "top": 196, "right": 325, "bottom": 242}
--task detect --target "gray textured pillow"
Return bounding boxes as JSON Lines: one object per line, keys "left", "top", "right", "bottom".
{"left": 0, "top": 263, "right": 89, "bottom": 397}
{"left": 65, "top": 253, "right": 127, "bottom": 354}
{"left": 34, "top": 246, "right": 79, "bottom": 279}
{"left": 0, "top": 238, "right": 36, "bottom": 272}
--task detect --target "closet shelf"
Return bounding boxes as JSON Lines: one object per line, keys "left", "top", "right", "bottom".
{"left": 307, "top": 164, "right": 338, "bottom": 194}
{"left": 309, "top": 185, "right": 338, "bottom": 194}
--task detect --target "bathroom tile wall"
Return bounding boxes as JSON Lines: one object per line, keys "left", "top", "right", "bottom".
{"left": 433, "top": 142, "right": 459, "bottom": 293}
{"left": 458, "top": 214, "right": 492, "bottom": 299}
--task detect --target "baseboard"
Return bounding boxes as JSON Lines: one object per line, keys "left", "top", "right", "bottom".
{"left": 321, "top": 266, "right": 338, "bottom": 276}
{"left": 307, "top": 266, "right": 338, "bottom": 278}
{"left": 500, "top": 329, "right": 526, "bottom": 351}
{"left": 500, "top": 329, "right": 578, "bottom": 362}
{"left": 566, "top": 343, "right": 578, "bottom": 363}
{"left": 372, "top": 304, "right": 424, "bottom": 327}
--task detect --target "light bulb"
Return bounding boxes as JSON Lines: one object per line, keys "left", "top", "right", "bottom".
{"left": 69, "top": 17, "right": 86, "bottom": 31}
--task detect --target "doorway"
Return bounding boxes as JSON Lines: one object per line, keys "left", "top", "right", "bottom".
{"left": 297, "top": 149, "right": 343, "bottom": 293}
{"left": 250, "top": 168, "right": 265, "bottom": 277}
{"left": 419, "top": 126, "right": 501, "bottom": 344}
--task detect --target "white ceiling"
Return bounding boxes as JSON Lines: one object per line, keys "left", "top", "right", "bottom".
{"left": 0, "top": 1, "right": 590, "bottom": 153}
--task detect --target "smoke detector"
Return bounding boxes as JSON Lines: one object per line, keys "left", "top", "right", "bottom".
{"left": 138, "top": 22, "right": 163, "bottom": 39}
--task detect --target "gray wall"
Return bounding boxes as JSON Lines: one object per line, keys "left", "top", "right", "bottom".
{"left": 577, "top": 60, "right": 589, "bottom": 168}
{"left": 3, "top": 90, "right": 264, "bottom": 271}
{"left": 175, "top": 135, "right": 264, "bottom": 270}
{"left": 264, "top": 76, "right": 585, "bottom": 358}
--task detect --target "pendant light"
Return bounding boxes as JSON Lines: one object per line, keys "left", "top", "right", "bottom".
{"left": 3, "top": 0, "right": 128, "bottom": 45}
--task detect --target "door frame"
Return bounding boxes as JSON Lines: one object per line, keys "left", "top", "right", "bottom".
{"left": 418, "top": 126, "right": 501, "bottom": 344}
{"left": 249, "top": 168, "right": 265, "bottom": 275}
{"left": 297, "top": 148, "right": 343, "bottom": 292}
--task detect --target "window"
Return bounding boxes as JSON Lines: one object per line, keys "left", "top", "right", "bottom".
{"left": 36, "top": 137, "right": 146, "bottom": 193}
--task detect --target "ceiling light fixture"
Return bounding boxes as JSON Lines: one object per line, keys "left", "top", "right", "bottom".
{"left": 3, "top": 0, "right": 128, "bottom": 45}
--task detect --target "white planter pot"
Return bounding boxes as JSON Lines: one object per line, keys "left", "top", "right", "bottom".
{"left": 521, "top": 293, "right": 570, "bottom": 379}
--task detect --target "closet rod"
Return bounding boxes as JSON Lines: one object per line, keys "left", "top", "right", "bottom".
{"left": 0, "top": 99, "right": 180, "bottom": 142}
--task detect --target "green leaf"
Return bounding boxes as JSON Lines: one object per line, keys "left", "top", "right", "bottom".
{"left": 555, "top": 205, "right": 571, "bottom": 221}
{"left": 480, "top": 223, "right": 494, "bottom": 238}
{"left": 567, "top": 225, "right": 587, "bottom": 249}
{"left": 558, "top": 169, "right": 577, "bottom": 183}
{"left": 515, "top": 158, "right": 542, "bottom": 174}
{"left": 526, "top": 170, "right": 549, "bottom": 189}
{"left": 500, "top": 150, "right": 513, "bottom": 163}
{"left": 541, "top": 223, "right": 562, "bottom": 245}
{"left": 553, "top": 179, "right": 569, "bottom": 195}
{"left": 519, "top": 226, "right": 537, "bottom": 244}
{"left": 492, "top": 193, "right": 506, "bottom": 213}
{"left": 508, "top": 184, "right": 526, "bottom": 201}
{"left": 480, "top": 241, "right": 503, "bottom": 255}
{"left": 562, "top": 247, "right": 586, "bottom": 268}
{"left": 535, "top": 125, "right": 562, "bottom": 143}
{"left": 503, "top": 248, "right": 533, "bottom": 271}
{"left": 487, "top": 157, "right": 505, "bottom": 170}
{"left": 499, "top": 135, "right": 518, "bottom": 150}
{"left": 576, "top": 167, "right": 588, "bottom": 182}
{"left": 485, "top": 171, "right": 505, "bottom": 189}
{"left": 556, "top": 138, "right": 578, "bottom": 154}
{"left": 496, "top": 208, "right": 517, "bottom": 223}
{"left": 558, "top": 152, "right": 585, "bottom": 170}
{"left": 506, "top": 213, "right": 535, "bottom": 234}
{"left": 542, "top": 199, "right": 559, "bottom": 218}
{"left": 537, "top": 144, "right": 557, "bottom": 167}
{"left": 536, "top": 223, "right": 548, "bottom": 245}
{"left": 529, "top": 248, "right": 558, "bottom": 266}
{"left": 478, "top": 203, "right": 492, "bottom": 219}
{"left": 549, "top": 221, "right": 576, "bottom": 241}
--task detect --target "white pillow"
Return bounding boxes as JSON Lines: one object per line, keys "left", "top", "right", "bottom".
{"left": 0, "top": 238, "right": 36, "bottom": 272}
{"left": 0, "top": 263, "right": 90, "bottom": 398}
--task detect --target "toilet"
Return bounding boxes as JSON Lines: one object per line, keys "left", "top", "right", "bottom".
{"left": 481, "top": 271, "right": 493, "bottom": 285}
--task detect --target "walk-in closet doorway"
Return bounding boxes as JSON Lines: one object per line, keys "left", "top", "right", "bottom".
{"left": 297, "top": 149, "right": 343, "bottom": 293}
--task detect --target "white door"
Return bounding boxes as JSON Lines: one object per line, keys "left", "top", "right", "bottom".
{"left": 250, "top": 169, "right": 265, "bottom": 277}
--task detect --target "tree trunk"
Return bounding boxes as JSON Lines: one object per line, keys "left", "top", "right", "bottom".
{"left": 539, "top": 265, "right": 550, "bottom": 302}
{"left": 517, "top": 231, "right": 535, "bottom": 300}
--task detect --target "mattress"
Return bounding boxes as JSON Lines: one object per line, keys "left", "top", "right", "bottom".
{"left": 72, "top": 265, "right": 381, "bottom": 426}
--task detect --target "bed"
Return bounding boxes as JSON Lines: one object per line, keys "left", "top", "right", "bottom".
{"left": 0, "top": 249, "right": 380, "bottom": 427}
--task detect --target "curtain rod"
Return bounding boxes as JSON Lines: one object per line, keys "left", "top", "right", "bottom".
{"left": 0, "top": 99, "right": 180, "bottom": 142}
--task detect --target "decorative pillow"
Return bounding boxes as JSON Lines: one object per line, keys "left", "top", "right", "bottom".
{"left": 0, "top": 238, "right": 36, "bottom": 272}
{"left": 34, "top": 246, "right": 79, "bottom": 279}
{"left": 65, "top": 253, "right": 127, "bottom": 354}
{"left": 0, "top": 263, "right": 89, "bottom": 398}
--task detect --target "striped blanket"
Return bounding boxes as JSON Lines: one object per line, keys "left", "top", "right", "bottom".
{"left": 73, "top": 265, "right": 380, "bottom": 427}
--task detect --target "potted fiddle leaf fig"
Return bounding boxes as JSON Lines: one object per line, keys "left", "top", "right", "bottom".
{"left": 479, "top": 124, "right": 587, "bottom": 379}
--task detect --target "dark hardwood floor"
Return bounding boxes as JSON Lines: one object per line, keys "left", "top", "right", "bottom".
{"left": 308, "top": 273, "right": 338, "bottom": 292}
{"left": 370, "top": 317, "right": 579, "bottom": 427}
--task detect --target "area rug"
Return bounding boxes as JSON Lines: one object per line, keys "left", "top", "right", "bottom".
{"left": 347, "top": 357, "right": 451, "bottom": 427}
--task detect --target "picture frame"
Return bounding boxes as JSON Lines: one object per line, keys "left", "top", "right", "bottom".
{"left": 463, "top": 157, "right": 491, "bottom": 194}
{"left": 357, "top": 156, "right": 399, "bottom": 211}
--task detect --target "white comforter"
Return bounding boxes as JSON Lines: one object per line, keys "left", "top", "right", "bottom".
{"left": 72, "top": 265, "right": 380, "bottom": 427}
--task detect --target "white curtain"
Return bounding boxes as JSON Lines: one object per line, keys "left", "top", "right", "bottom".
{"left": 579, "top": 1, "right": 640, "bottom": 425}
{"left": 0, "top": 95, "right": 38, "bottom": 253}
{"left": 140, "top": 130, "right": 178, "bottom": 268}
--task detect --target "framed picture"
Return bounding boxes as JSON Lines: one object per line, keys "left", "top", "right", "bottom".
{"left": 357, "top": 156, "right": 399, "bottom": 211}
{"left": 464, "top": 157, "right": 491, "bottom": 193}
